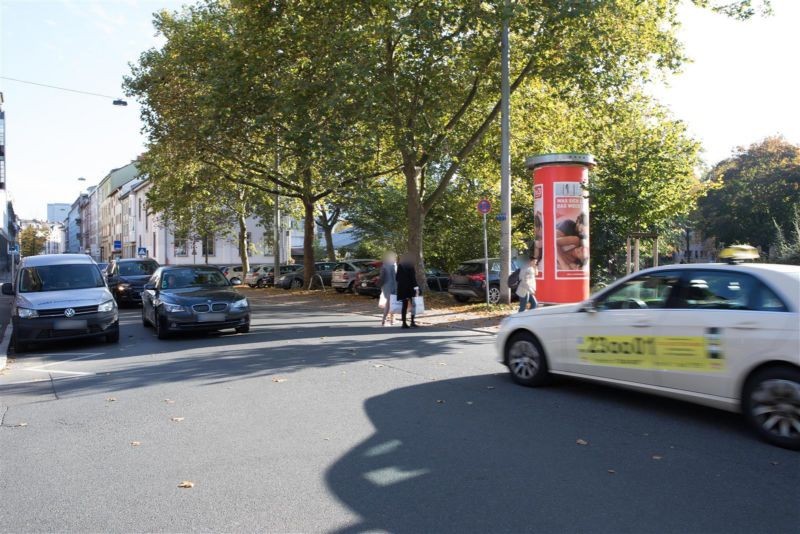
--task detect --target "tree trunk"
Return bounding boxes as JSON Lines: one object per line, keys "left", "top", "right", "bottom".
{"left": 403, "top": 159, "right": 428, "bottom": 289}
{"left": 238, "top": 213, "right": 249, "bottom": 275}
{"left": 323, "top": 226, "right": 335, "bottom": 261}
{"left": 302, "top": 198, "right": 316, "bottom": 287}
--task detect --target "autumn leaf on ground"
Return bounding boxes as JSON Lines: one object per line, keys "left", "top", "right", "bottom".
{"left": 436, "top": 399, "right": 445, "bottom": 404}
{"left": 106, "top": 397, "right": 117, "bottom": 402}
{"left": 164, "top": 399, "right": 175, "bottom": 404}
{"left": 272, "top": 377, "right": 288, "bottom": 383}
{"left": 607, "top": 469, "right": 616, "bottom": 474}
{"left": 651, "top": 455, "right": 663, "bottom": 460}
{"left": 437, "top": 362, "right": 447, "bottom": 366}
{"left": 130, "top": 441, "right": 141, "bottom": 447}
{"left": 486, "top": 386, "right": 495, "bottom": 390}
{"left": 372, "top": 364, "right": 384, "bottom": 368}
{"left": 576, "top": 439, "right": 589, "bottom": 446}
{"left": 177, "top": 481, "right": 194, "bottom": 488}
{"left": 170, "top": 417, "right": 185, "bottom": 422}
{"left": 15, "top": 422, "right": 28, "bottom": 427}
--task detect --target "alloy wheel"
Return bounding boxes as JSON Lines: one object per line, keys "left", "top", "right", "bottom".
{"left": 508, "top": 340, "right": 540, "bottom": 380}
{"left": 488, "top": 286, "right": 501, "bottom": 305}
{"left": 750, "top": 379, "right": 800, "bottom": 440}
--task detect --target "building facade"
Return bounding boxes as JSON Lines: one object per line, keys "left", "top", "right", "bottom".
{"left": 44, "top": 222, "right": 65, "bottom": 255}
{"left": 63, "top": 194, "right": 86, "bottom": 254}
{"left": 80, "top": 186, "right": 99, "bottom": 258}
{"left": 46, "top": 203, "right": 70, "bottom": 224}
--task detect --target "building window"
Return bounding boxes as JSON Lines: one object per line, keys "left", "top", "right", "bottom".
{"left": 201, "top": 233, "right": 215, "bottom": 257}
{"left": 174, "top": 232, "right": 189, "bottom": 256}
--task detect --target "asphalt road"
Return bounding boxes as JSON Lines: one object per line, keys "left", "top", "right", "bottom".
{"left": 1, "top": 298, "right": 798, "bottom": 533}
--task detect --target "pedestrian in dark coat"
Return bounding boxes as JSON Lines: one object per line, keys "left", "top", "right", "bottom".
{"left": 395, "top": 254, "right": 419, "bottom": 329}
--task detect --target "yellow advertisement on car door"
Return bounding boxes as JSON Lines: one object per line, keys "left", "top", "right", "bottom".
{"left": 577, "top": 334, "right": 725, "bottom": 371}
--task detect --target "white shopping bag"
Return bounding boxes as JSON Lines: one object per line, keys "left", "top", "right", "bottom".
{"left": 413, "top": 296, "right": 425, "bottom": 315}
{"left": 378, "top": 293, "right": 387, "bottom": 308}
{"left": 389, "top": 295, "right": 403, "bottom": 313}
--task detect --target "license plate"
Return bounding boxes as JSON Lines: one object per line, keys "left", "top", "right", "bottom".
{"left": 197, "top": 313, "right": 226, "bottom": 323}
{"left": 54, "top": 319, "right": 88, "bottom": 330}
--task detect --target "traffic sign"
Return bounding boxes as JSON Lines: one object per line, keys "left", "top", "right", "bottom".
{"left": 137, "top": 247, "right": 147, "bottom": 257}
{"left": 477, "top": 199, "right": 491, "bottom": 214}
{"left": 495, "top": 213, "right": 507, "bottom": 222}
{"left": 7, "top": 244, "right": 19, "bottom": 256}
{"left": 113, "top": 240, "right": 122, "bottom": 251}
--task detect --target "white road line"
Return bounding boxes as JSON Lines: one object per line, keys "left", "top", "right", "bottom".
{"left": 29, "top": 352, "right": 105, "bottom": 369}
{"left": 26, "top": 368, "right": 94, "bottom": 376}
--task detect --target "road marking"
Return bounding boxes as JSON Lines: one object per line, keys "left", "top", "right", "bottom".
{"left": 27, "top": 352, "right": 104, "bottom": 369}
{"left": 26, "top": 368, "right": 93, "bottom": 376}
{"left": 363, "top": 467, "right": 430, "bottom": 487}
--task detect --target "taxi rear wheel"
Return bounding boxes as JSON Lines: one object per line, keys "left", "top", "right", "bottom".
{"left": 743, "top": 367, "right": 800, "bottom": 450}
{"left": 506, "top": 332, "right": 549, "bottom": 387}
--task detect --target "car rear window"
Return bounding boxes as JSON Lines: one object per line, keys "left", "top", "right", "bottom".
{"left": 455, "top": 263, "right": 484, "bottom": 275}
{"left": 19, "top": 264, "right": 106, "bottom": 293}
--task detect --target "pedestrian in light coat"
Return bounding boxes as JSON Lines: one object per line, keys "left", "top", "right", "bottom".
{"left": 516, "top": 257, "right": 538, "bottom": 312}
{"left": 380, "top": 252, "right": 397, "bottom": 326}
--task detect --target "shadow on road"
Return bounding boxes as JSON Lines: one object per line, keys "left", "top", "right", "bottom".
{"left": 0, "top": 316, "right": 489, "bottom": 400}
{"left": 326, "top": 375, "right": 800, "bottom": 534}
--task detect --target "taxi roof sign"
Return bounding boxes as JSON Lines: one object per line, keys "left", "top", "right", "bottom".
{"left": 719, "top": 245, "right": 759, "bottom": 263}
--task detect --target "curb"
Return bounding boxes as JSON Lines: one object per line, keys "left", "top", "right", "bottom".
{"left": 0, "top": 323, "right": 11, "bottom": 371}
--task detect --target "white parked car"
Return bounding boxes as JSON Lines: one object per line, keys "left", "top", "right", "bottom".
{"left": 496, "top": 262, "right": 800, "bottom": 449}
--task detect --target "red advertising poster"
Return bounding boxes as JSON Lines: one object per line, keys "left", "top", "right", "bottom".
{"left": 553, "top": 181, "right": 589, "bottom": 279}
{"left": 533, "top": 184, "right": 544, "bottom": 279}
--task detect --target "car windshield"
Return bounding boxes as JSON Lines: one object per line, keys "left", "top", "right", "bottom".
{"left": 18, "top": 264, "right": 106, "bottom": 293}
{"left": 455, "top": 263, "right": 484, "bottom": 275}
{"left": 119, "top": 261, "right": 159, "bottom": 277}
{"left": 161, "top": 268, "right": 229, "bottom": 289}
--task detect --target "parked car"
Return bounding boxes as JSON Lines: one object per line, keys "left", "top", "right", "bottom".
{"left": 448, "top": 258, "right": 520, "bottom": 305}
{"left": 278, "top": 262, "right": 338, "bottom": 289}
{"left": 2, "top": 254, "right": 119, "bottom": 352}
{"left": 106, "top": 258, "right": 160, "bottom": 306}
{"left": 243, "top": 264, "right": 267, "bottom": 287}
{"left": 355, "top": 267, "right": 382, "bottom": 297}
{"left": 497, "top": 260, "right": 800, "bottom": 449}
{"left": 141, "top": 265, "right": 250, "bottom": 339}
{"left": 220, "top": 264, "right": 244, "bottom": 285}
{"left": 246, "top": 264, "right": 301, "bottom": 288}
{"left": 332, "top": 260, "right": 380, "bottom": 293}
{"left": 426, "top": 268, "right": 450, "bottom": 292}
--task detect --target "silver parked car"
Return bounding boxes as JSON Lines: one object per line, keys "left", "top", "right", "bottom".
{"left": 2, "top": 254, "right": 119, "bottom": 352}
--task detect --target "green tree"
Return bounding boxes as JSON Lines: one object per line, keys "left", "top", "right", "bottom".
{"left": 19, "top": 225, "right": 49, "bottom": 257}
{"left": 697, "top": 136, "right": 800, "bottom": 250}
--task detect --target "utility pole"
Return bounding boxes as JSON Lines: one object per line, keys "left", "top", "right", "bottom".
{"left": 499, "top": 0, "right": 512, "bottom": 304}
{"left": 273, "top": 148, "right": 281, "bottom": 281}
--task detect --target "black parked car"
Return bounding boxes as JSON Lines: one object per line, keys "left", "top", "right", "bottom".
{"left": 106, "top": 258, "right": 160, "bottom": 306}
{"left": 141, "top": 265, "right": 250, "bottom": 339}
{"left": 426, "top": 268, "right": 450, "bottom": 292}
{"left": 278, "top": 262, "right": 338, "bottom": 289}
{"left": 448, "top": 258, "right": 520, "bottom": 304}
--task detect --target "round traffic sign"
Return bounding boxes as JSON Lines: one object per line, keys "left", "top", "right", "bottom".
{"left": 477, "top": 199, "right": 491, "bottom": 214}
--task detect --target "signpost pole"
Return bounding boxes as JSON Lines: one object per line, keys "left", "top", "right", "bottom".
{"left": 483, "top": 212, "right": 490, "bottom": 305}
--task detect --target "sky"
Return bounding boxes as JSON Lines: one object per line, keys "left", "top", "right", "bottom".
{"left": 1, "top": 0, "right": 799, "bottom": 220}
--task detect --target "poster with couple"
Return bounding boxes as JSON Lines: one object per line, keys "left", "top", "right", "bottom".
{"left": 553, "top": 181, "right": 589, "bottom": 279}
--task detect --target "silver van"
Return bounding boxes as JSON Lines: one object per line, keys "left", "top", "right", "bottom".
{"left": 2, "top": 254, "right": 119, "bottom": 352}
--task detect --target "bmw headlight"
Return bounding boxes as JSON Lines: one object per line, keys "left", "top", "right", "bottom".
{"left": 98, "top": 300, "right": 116, "bottom": 313}
{"left": 163, "top": 303, "right": 186, "bottom": 313}
{"left": 18, "top": 307, "right": 38, "bottom": 319}
{"left": 117, "top": 283, "right": 131, "bottom": 291}
{"left": 231, "top": 298, "right": 249, "bottom": 310}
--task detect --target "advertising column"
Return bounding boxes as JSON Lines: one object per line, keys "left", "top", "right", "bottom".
{"left": 525, "top": 153, "right": 595, "bottom": 304}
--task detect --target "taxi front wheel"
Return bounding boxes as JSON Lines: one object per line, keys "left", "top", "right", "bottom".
{"left": 743, "top": 367, "right": 800, "bottom": 450}
{"left": 506, "top": 332, "right": 549, "bottom": 387}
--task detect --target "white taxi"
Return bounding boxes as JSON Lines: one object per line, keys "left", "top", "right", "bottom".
{"left": 496, "top": 261, "right": 800, "bottom": 449}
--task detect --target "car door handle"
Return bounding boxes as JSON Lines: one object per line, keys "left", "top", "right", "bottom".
{"left": 733, "top": 321, "right": 758, "bottom": 330}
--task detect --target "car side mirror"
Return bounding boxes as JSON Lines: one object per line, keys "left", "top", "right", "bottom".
{"left": 144, "top": 283, "right": 156, "bottom": 291}
{"left": 1, "top": 282, "right": 14, "bottom": 296}
{"left": 581, "top": 300, "right": 598, "bottom": 313}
